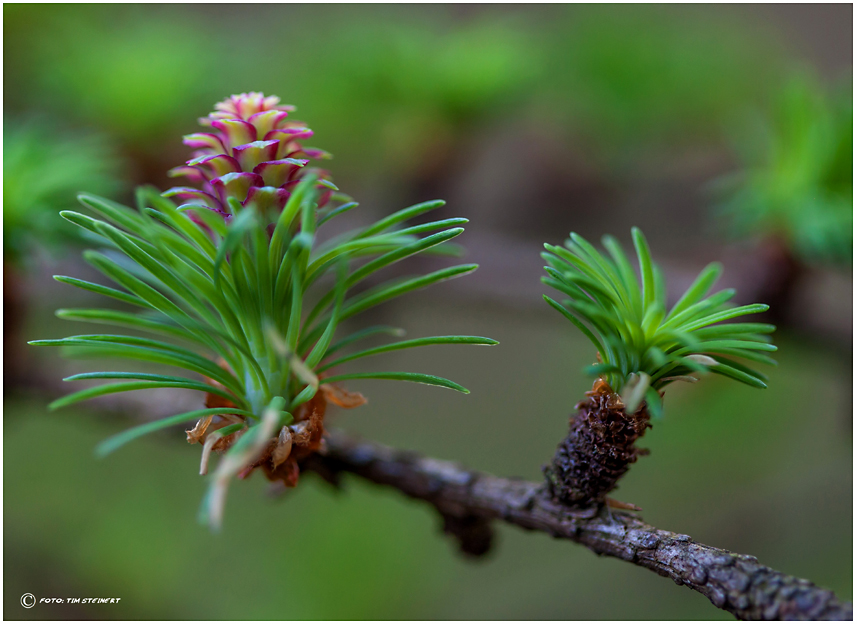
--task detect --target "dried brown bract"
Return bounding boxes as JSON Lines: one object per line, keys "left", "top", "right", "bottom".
{"left": 189, "top": 380, "right": 366, "bottom": 488}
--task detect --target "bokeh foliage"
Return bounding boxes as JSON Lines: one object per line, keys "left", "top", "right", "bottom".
{"left": 713, "top": 72, "right": 853, "bottom": 264}
{"left": 540, "top": 5, "right": 786, "bottom": 154}
{"left": 5, "top": 4, "right": 791, "bottom": 177}
{"left": 3, "top": 119, "right": 124, "bottom": 266}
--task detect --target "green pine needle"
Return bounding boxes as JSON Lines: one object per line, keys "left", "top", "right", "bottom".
{"left": 44, "top": 179, "right": 492, "bottom": 417}
{"left": 543, "top": 227, "right": 776, "bottom": 409}
{"left": 37, "top": 173, "right": 496, "bottom": 528}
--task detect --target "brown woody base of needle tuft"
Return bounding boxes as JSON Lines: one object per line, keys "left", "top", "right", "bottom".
{"left": 544, "top": 379, "right": 652, "bottom": 507}
{"left": 237, "top": 384, "right": 366, "bottom": 487}
{"left": 188, "top": 368, "right": 367, "bottom": 489}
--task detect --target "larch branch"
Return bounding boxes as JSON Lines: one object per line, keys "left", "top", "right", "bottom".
{"left": 302, "top": 430, "right": 853, "bottom": 621}
{"left": 9, "top": 376, "right": 851, "bottom": 621}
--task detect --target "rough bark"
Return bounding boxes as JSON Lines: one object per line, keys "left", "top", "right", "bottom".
{"left": 302, "top": 430, "right": 853, "bottom": 621}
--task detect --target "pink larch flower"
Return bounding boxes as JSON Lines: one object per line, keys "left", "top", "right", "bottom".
{"left": 164, "top": 92, "right": 334, "bottom": 219}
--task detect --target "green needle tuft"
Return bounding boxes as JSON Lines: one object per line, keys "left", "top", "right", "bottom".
{"left": 35, "top": 92, "right": 497, "bottom": 529}
{"left": 543, "top": 228, "right": 776, "bottom": 416}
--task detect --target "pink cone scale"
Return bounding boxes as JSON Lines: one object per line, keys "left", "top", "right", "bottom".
{"left": 165, "top": 92, "right": 334, "bottom": 219}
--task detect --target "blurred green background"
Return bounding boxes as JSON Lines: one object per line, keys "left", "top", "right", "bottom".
{"left": 4, "top": 3, "right": 852, "bottom": 620}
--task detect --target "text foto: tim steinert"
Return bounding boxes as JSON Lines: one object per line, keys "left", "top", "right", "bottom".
{"left": 37, "top": 598, "right": 121, "bottom": 604}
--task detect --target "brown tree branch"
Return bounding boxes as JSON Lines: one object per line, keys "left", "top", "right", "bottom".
{"left": 303, "top": 430, "right": 853, "bottom": 621}
{"left": 8, "top": 374, "right": 851, "bottom": 620}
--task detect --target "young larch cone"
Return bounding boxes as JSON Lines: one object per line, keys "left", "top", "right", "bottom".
{"left": 164, "top": 92, "right": 335, "bottom": 218}
{"left": 544, "top": 378, "right": 652, "bottom": 507}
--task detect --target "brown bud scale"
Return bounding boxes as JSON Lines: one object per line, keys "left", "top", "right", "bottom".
{"left": 544, "top": 379, "right": 652, "bottom": 506}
